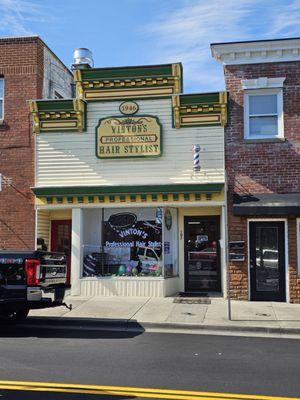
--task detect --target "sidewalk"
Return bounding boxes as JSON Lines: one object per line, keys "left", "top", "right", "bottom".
{"left": 27, "top": 296, "right": 300, "bottom": 338}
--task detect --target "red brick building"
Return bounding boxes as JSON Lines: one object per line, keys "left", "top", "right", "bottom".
{"left": 212, "top": 38, "right": 300, "bottom": 303}
{"left": 0, "top": 36, "right": 72, "bottom": 250}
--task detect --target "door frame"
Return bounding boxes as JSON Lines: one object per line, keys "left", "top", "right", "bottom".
{"left": 51, "top": 219, "right": 72, "bottom": 285}
{"left": 184, "top": 215, "right": 221, "bottom": 293}
{"left": 247, "top": 218, "right": 289, "bottom": 302}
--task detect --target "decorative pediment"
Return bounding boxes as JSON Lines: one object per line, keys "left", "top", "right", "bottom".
{"left": 172, "top": 92, "right": 227, "bottom": 128}
{"left": 73, "top": 63, "right": 182, "bottom": 101}
{"left": 29, "top": 99, "right": 86, "bottom": 133}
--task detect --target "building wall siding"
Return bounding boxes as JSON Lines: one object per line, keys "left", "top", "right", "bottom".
{"left": 224, "top": 61, "right": 300, "bottom": 303}
{"left": 0, "top": 37, "right": 42, "bottom": 250}
{"left": 0, "top": 37, "right": 71, "bottom": 250}
{"left": 43, "top": 46, "right": 73, "bottom": 99}
{"left": 36, "top": 99, "right": 225, "bottom": 187}
{"left": 36, "top": 210, "right": 50, "bottom": 248}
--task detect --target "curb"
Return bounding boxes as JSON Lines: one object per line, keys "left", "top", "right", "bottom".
{"left": 15, "top": 317, "right": 300, "bottom": 338}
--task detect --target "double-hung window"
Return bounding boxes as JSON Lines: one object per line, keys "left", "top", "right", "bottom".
{"left": 244, "top": 88, "right": 284, "bottom": 140}
{"left": 0, "top": 78, "right": 3, "bottom": 120}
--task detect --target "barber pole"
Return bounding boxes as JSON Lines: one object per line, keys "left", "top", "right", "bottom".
{"left": 193, "top": 144, "right": 201, "bottom": 173}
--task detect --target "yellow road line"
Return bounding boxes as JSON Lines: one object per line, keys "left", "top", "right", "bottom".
{"left": 0, "top": 380, "right": 298, "bottom": 400}
{"left": 0, "top": 385, "right": 229, "bottom": 400}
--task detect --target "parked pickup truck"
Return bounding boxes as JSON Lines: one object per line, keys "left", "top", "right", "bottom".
{"left": 0, "top": 250, "right": 70, "bottom": 322}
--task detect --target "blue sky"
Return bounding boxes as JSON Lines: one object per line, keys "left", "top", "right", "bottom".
{"left": 1, "top": 0, "right": 300, "bottom": 92}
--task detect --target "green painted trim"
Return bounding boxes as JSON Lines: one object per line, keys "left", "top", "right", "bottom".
{"left": 86, "top": 96, "right": 173, "bottom": 103}
{"left": 95, "top": 114, "right": 163, "bottom": 160}
{"left": 32, "top": 183, "right": 223, "bottom": 197}
{"left": 37, "top": 100, "right": 75, "bottom": 112}
{"left": 81, "top": 64, "right": 176, "bottom": 80}
{"left": 179, "top": 123, "right": 222, "bottom": 128}
{"left": 179, "top": 93, "right": 220, "bottom": 105}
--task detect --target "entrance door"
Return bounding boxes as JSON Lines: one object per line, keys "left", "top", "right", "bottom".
{"left": 184, "top": 216, "right": 221, "bottom": 292}
{"left": 51, "top": 220, "right": 72, "bottom": 285}
{"left": 249, "top": 221, "right": 286, "bottom": 301}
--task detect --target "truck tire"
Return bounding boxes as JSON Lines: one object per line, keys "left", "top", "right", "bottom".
{"left": 54, "top": 286, "right": 66, "bottom": 303}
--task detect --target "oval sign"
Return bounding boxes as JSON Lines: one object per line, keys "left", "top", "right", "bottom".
{"left": 108, "top": 212, "right": 137, "bottom": 229}
{"left": 119, "top": 101, "right": 139, "bottom": 115}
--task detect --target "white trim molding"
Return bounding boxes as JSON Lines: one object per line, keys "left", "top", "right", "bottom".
{"left": 242, "top": 77, "right": 285, "bottom": 90}
{"left": 211, "top": 38, "right": 300, "bottom": 65}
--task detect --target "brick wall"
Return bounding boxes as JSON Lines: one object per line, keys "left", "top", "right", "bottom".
{"left": 0, "top": 37, "right": 44, "bottom": 250}
{"left": 224, "top": 61, "right": 300, "bottom": 303}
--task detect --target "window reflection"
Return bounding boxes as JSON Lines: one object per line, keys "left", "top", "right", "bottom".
{"left": 255, "top": 227, "right": 279, "bottom": 292}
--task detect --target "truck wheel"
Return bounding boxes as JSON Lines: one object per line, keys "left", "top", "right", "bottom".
{"left": 54, "top": 286, "right": 65, "bottom": 303}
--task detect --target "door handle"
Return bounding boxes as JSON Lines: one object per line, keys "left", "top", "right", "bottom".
{"left": 250, "top": 260, "right": 254, "bottom": 269}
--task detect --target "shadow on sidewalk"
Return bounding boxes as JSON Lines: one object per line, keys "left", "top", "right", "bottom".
{"left": 0, "top": 316, "right": 145, "bottom": 339}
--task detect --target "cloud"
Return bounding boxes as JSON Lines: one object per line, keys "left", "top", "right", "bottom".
{"left": 144, "top": 0, "right": 300, "bottom": 92}
{"left": 0, "top": 0, "right": 48, "bottom": 36}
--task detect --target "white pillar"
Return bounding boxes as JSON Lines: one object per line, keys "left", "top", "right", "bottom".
{"left": 71, "top": 208, "right": 83, "bottom": 296}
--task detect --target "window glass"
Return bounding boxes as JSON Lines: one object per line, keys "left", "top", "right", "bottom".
{"left": 0, "top": 79, "right": 3, "bottom": 97}
{"left": 82, "top": 208, "right": 163, "bottom": 278}
{"left": 249, "top": 94, "right": 277, "bottom": 115}
{"left": 249, "top": 116, "right": 278, "bottom": 136}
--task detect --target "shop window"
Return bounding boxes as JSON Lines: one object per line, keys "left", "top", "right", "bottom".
{"left": 0, "top": 78, "right": 4, "bottom": 120}
{"left": 82, "top": 207, "right": 178, "bottom": 278}
{"left": 244, "top": 88, "right": 283, "bottom": 140}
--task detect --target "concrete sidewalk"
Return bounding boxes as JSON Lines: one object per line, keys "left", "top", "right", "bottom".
{"left": 28, "top": 296, "right": 300, "bottom": 338}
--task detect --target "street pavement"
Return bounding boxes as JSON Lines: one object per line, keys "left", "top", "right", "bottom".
{"left": 0, "top": 324, "right": 299, "bottom": 399}
{"left": 28, "top": 296, "right": 300, "bottom": 338}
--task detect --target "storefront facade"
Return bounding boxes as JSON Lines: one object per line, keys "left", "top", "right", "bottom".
{"left": 30, "top": 63, "right": 228, "bottom": 297}
{"left": 211, "top": 38, "right": 300, "bottom": 303}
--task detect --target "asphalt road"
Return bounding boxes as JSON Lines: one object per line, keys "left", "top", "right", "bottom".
{"left": 0, "top": 324, "right": 299, "bottom": 399}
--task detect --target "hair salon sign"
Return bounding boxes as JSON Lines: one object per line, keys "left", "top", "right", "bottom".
{"left": 96, "top": 115, "right": 162, "bottom": 159}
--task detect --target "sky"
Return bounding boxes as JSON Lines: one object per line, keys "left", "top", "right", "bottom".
{"left": 1, "top": 0, "right": 300, "bottom": 92}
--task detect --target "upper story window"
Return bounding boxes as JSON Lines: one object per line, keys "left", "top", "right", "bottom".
{"left": 242, "top": 77, "right": 285, "bottom": 140}
{"left": 0, "top": 78, "right": 4, "bottom": 120}
{"left": 244, "top": 89, "right": 283, "bottom": 139}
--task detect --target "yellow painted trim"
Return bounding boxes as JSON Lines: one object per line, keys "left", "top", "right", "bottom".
{"left": 84, "top": 87, "right": 174, "bottom": 99}
{"left": 29, "top": 100, "right": 40, "bottom": 134}
{"left": 35, "top": 191, "right": 225, "bottom": 206}
{"left": 41, "top": 120, "right": 77, "bottom": 128}
{"left": 181, "top": 115, "right": 220, "bottom": 124}
{"left": 49, "top": 210, "right": 72, "bottom": 220}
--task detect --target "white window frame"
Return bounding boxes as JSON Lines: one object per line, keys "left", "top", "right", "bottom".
{"left": 0, "top": 77, "right": 4, "bottom": 121}
{"left": 297, "top": 219, "right": 300, "bottom": 276}
{"left": 244, "top": 88, "right": 284, "bottom": 140}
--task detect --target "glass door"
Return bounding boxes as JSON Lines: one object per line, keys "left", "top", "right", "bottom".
{"left": 184, "top": 216, "right": 221, "bottom": 292}
{"left": 249, "top": 221, "right": 286, "bottom": 301}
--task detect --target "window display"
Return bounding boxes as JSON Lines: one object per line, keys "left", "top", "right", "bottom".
{"left": 82, "top": 208, "right": 165, "bottom": 278}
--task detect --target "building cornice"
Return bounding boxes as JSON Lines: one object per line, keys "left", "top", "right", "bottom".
{"left": 211, "top": 38, "right": 300, "bottom": 65}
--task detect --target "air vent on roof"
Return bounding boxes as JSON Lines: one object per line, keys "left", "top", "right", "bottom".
{"left": 71, "top": 48, "right": 94, "bottom": 70}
